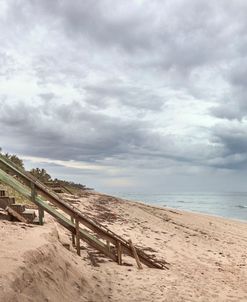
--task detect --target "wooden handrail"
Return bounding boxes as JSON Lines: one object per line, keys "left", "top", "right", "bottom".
{"left": 0, "top": 155, "right": 168, "bottom": 269}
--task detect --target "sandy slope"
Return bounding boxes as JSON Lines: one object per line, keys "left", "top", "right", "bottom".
{"left": 0, "top": 219, "right": 111, "bottom": 302}
{"left": 0, "top": 191, "right": 246, "bottom": 302}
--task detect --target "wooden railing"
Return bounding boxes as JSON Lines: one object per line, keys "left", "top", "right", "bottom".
{"left": 0, "top": 154, "right": 168, "bottom": 269}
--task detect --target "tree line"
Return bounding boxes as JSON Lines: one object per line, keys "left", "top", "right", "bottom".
{"left": 0, "top": 148, "right": 88, "bottom": 190}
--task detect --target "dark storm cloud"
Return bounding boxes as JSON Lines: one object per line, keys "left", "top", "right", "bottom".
{"left": 39, "top": 93, "right": 55, "bottom": 102}
{"left": 0, "top": 99, "right": 208, "bottom": 170}
{"left": 4, "top": 0, "right": 247, "bottom": 71}
{"left": 209, "top": 20, "right": 247, "bottom": 121}
{"left": 211, "top": 63, "right": 247, "bottom": 121}
{"left": 85, "top": 83, "right": 164, "bottom": 111}
{"left": 24, "top": 0, "right": 232, "bottom": 69}
{"left": 4, "top": 0, "right": 246, "bottom": 89}
{"left": 11, "top": 0, "right": 242, "bottom": 73}
{"left": 206, "top": 121, "right": 247, "bottom": 170}
{"left": 0, "top": 100, "right": 161, "bottom": 162}
{"left": 210, "top": 105, "right": 242, "bottom": 121}
{"left": 29, "top": 0, "right": 155, "bottom": 53}
{"left": 26, "top": 0, "right": 247, "bottom": 115}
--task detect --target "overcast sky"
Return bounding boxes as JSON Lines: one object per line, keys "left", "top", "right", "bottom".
{"left": 1, "top": 0, "right": 247, "bottom": 193}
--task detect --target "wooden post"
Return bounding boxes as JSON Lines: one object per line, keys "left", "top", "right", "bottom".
{"left": 71, "top": 216, "right": 75, "bottom": 246}
{"left": 38, "top": 207, "right": 44, "bottom": 225}
{"left": 106, "top": 240, "right": 110, "bottom": 251}
{"left": 75, "top": 219, "right": 80, "bottom": 256}
{"left": 128, "top": 239, "right": 143, "bottom": 269}
{"left": 117, "top": 242, "right": 122, "bottom": 265}
{"left": 31, "top": 182, "right": 44, "bottom": 225}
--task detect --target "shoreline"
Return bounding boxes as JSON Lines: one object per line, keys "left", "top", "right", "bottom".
{"left": 103, "top": 192, "right": 247, "bottom": 224}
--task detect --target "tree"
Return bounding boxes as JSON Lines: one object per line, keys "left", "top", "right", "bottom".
{"left": 4, "top": 152, "right": 24, "bottom": 169}
{"left": 30, "top": 168, "right": 52, "bottom": 182}
{"left": 53, "top": 178, "right": 87, "bottom": 190}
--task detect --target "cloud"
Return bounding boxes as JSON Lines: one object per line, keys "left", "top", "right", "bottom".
{"left": 2, "top": 1, "right": 247, "bottom": 191}
{"left": 0, "top": 100, "right": 160, "bottom": 161}
{"left": 0, "top": 97, "right": 216, "bottom": 173}
{"left": 84, "top": 82, "right": 165, "bottom": 112}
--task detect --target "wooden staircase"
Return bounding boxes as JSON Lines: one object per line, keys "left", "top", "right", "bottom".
{"left": 0, "top": 154, "right": 169, "bottom": 270}
{"left": 44, "top": 181, "right": 74, "bottom": 194}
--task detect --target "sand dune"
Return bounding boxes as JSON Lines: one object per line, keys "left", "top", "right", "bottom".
{"left": 0, "top": 192, "right": 246, "bottom": 301}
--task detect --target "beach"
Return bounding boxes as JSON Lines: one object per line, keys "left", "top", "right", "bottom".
{"left": 0, "top": 191, "right": 246, "bottom": 302}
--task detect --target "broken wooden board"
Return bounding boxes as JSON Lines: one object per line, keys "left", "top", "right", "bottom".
{"left": 6, "top": 206, "right": 28, "bottom": 223}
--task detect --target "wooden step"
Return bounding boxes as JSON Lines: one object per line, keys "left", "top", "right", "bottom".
{"left": 0, "top": 196, "right": 15, "bottom": 209}
{"left": 22, "top": 209, "right": 36, "bottom": 222}
{"left": 32, "top": 217, "right": 40, "bottom": 225}
{"left": 6, "top": 206, "right": 28, "bottom": 223}
{"left": 6, "top": 206, "right": 36, "bottom": 223}
{"left": 9, "top": 203, "right": 25, "bottom": 214}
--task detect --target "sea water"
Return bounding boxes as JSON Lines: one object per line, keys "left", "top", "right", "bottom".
{"left": 109, "top": 192, "right": 247, "bottom": 221}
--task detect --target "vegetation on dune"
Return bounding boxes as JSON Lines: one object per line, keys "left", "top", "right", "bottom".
{"left": 53, "top": 178, "right": 87, "bottom": 190}
{"left": 0, "top": 148, "right": 24, "bottom": 169}
{"left": 0, "top": 148, "right": 91, "bottom": 203}
{"left": 3, "top": 153, "right": 24, "bottom": 169}
{"left": 29, "top": 167, "right": 52, "bottom": 182}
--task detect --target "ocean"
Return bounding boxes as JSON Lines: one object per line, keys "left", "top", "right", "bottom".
{"left": 110, "top": 192, "right": 247, "bottom": 221}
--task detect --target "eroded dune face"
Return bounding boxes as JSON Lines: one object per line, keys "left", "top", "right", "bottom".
{"left": 0, "top": 221, "right": 110, "bottom": 302}
{"left": 4, "top": 247, "right": 93, "bottom": 302}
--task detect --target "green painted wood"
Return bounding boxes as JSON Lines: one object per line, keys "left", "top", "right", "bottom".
{"left": 0, "top": 167, "right": 117, "bottom": 261}
{"left": 0, "top": 155, "right": 116, "bottom": 241}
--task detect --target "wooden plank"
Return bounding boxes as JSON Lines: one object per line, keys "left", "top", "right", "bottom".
{"left": 117, "top": 242, "right": 122, "bottom": 265}
{"left": 121, "top": 244, "right": 167, "bottom": 269}
{"left": 78, "top": 230, "right": 117, "bottom": 262}
{"left": 71, "top": 216, "right": 75, "bottom": 246}
{"left": 38, "top": 207, "right": 44, "bottom": 225}
{"left": 75, "top": 219, "right": 80, "bottom": 256}
{"left": 128, "top": 239, "right": 143, "bottom": 269}
{"left": 88, "top": 252, "right": 99, "bottom": 267}
{"left": 6, "top": 206, "right": 28, "bottom": 223}
{"left": 31, "top": 183, "right": 44, "bottom": 225}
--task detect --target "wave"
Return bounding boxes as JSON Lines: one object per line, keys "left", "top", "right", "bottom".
{"left": 236, "top": 205, "right": 247, "bottom": 209}
{"left": 177, "top": 200, "right": 193, "bottom": 204}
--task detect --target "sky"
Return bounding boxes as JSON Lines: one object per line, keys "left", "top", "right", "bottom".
{"left": 1, "top": 0, "right": 247, "bottom": 194}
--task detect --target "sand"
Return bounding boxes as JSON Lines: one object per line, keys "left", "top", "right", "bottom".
{"left": 0, "top": 191, "right": 246, "bottom": 302}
